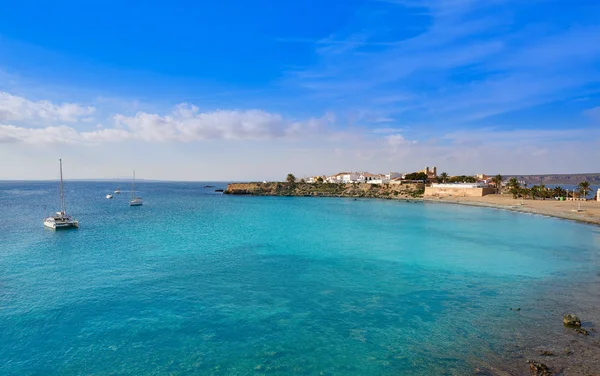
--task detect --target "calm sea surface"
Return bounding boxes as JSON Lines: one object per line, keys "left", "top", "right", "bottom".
{"left": 1, "top": 181, "right": 600, "bottom": 375}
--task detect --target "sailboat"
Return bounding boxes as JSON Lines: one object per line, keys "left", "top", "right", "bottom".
{"left": 44, "top": 159, "right": 79, "bottom": 229}
{"left": 114, "top": 174, "right": 121, "bottom": 194}
{"left": 130, "top": 170, "right": 143, "bottom": 206}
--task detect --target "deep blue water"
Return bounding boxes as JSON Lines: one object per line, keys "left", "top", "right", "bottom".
{"left": 1, "top": 181, "right": 600, "bottom": 375}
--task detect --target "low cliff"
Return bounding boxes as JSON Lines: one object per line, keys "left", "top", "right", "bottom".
{"left": 224, "top": 182, "right": 425, "bottom": 198}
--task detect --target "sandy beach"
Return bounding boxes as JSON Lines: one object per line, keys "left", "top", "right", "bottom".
{"left": 423, "top": 194, "right": 600, "bottom": 226}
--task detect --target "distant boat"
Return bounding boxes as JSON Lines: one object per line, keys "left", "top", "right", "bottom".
{"left": 215, "top": 189, "right": 224, "bottom": 192}
{"left": 44, "top": 159, "right": 79, "bottom": 230}
{"left": 114, "top": 174, "right": 121, "bottom": 194}
{"left": 204, "top": 185, "right": 215, "bottom": 188}
{"left": 106, "top": 194, "right": 113, "bottom": 199}
{"left": 130, "top": 170, "right": 143, "bottom": 206}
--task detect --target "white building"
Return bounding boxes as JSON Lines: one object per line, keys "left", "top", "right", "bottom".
{"left": 385, "top": 172, "right": 401, "bottom": 180}
{"left": 365, "top": 174, "right": 389, "bottom": 184}
{"left": 340, "top": 173, "right": 359, "bottom": 183}
{"left": 325, "top": 172, "right": 360, "bottom": 183}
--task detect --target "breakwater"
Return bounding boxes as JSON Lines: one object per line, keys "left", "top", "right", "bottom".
{"left": 224, "top": 182, "right": 425, "bottom": 198}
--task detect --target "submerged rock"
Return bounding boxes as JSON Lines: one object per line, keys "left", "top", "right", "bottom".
{"left": 563, "top": 314, "right": 581, "bottom": 327}
{"left": 540, "top": 350, "right": 554, "bottom": 356}
{"left": 527, "top": 360, "right": 552, "bottom": 375}
{"left": 575, "top": 327, "right": 590, "bottom": 335}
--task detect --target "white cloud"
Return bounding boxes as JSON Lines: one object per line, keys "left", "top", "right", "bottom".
{"left": 0, "top": 124, "right": 131, "bottom": 144}
{"left": 0, "top": 102, "right": 334, "bottom": 144}
{"left": 0, "top": 91, "right": 95, "bottom": 123}
{"left": 385, "top": 133, "right": 408, "bottom": 146}
{"left": 112, "top": 105, "right": 332, "bottom": 142}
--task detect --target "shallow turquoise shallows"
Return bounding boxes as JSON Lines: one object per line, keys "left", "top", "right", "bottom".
{"left": 1, "top": 181, "right": 600, "bottom": 375}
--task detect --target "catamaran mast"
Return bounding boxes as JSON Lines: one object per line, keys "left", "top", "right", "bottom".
{"left": 131, "top": 170, "right": 135, "bottom": 200}
{"left": 59, "top": 158, "right": 66, "bottom": 214}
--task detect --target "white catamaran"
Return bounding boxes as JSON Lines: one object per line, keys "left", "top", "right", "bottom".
{"left": 44, "top": 159, "right": 79, "bottom": 229}
{"left": 130, "top": 170, "right": 143, "bottom": 206}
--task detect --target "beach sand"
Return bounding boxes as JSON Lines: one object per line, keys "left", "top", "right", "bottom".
{"left": 423, "top": 194, "right": 600, "bottom": 226}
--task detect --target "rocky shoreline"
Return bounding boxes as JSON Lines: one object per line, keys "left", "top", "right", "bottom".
{"left": 224, "top": 181, "right": 425, "bottom": 199}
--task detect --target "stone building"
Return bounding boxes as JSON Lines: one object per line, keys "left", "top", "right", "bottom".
{"left": 424, "top": 183, "right": 496, "bottom": 197}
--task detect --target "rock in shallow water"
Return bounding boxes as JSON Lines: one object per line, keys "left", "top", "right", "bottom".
{"left": 563, "top": 314, "right": 581, "bottom": 327}
{"left": 527, "top": 360, "right": 552, "bottom": 375}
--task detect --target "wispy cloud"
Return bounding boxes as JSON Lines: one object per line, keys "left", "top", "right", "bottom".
{"left": 282, "top": 0, "right": 600, "bottom": 129}
{"left": 0, "top": 91, "right": 95, "bottom": 123}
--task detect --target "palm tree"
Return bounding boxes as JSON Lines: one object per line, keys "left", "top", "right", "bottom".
{"left": 440, "top": 172, "right": 449, "bottom": 183}
{"left": 507, "top": 178, "right": 520, "bottom": 199}
{"left": 491, "top": 174, "right": 503, "bottom": 193}
{"left": 578, "top": 181, "right": 591, "bottom": 199}
{"left": 538, "top": 183, "right": 547, "bottom": 199}
{"left": 553, "top": 186, "right": 566, "bottom": 198}
{"left": 530, "top": 185, "right": 538, "bottom": 200}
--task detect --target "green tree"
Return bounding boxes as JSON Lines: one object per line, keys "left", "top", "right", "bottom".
{"left": 299, "top": 178, "right": 306, "bottom": 184}
{"left": 553, "top": 186, "right": 566, "bottom": 198}
{"left": 530, "top": 185, "right": 538, "bottom": 200}
{"left": 286, "top": 173, "right": 296, "bottom": 184}
{"left": 404, "top": 172, "right": 428, "bottom": 181}
{"left": 491, "top": 174, "right": 503, "bottom": 193}
{"left": 507, "top": 178, "right": 521, "bottom": 199}
{"left": 316, "top": 176, "right": 324, "bottom": 184}
{"left": 440, "top": 172, "right": 449, "bottom": 183}
{"left": 578, "top": 181, "right": 591, "bottom": 199}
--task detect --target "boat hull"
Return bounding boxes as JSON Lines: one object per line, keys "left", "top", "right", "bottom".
{"left": 130, "top": 198, "right": 143, "bottom": 206}
{"left": 44, "top": 219, "right": 79, "bottom": 230}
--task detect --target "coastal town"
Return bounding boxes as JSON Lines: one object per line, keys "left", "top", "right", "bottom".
{"left": 229, "top": 166, "right": 600, "bottom": 201}
{"left": 225, "top": 167, "right": 600, "bottom": 226}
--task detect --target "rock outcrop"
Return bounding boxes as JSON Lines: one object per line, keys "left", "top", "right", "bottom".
{"left": 224, "top": 182, "right": 425, "bottom": 199}
{"left": 563, "top": 314, "right": 581, "bottom": 327}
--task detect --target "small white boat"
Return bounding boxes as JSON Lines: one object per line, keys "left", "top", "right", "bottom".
{"left": 114, "top": 174, "right": 120, "bottom": 194}
{"left": 44, "top": 159, "right": 79, "bottom": 230}
{"left": 106, "top": 194, "right": 113, "bottom": 199}
{"left": 130, "top": 170, "right": 143, "bottom": 206}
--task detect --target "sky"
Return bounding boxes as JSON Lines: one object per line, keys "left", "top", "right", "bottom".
{"left": 1, "top": 0, "right": 599, "bottom": 181}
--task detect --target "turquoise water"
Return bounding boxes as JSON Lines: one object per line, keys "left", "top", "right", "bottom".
{"left": 1, "top": 181, "right": 600, "bottom": 375}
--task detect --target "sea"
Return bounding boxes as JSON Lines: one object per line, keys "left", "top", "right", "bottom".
{"left": 1, "top": 181, "right": 600, "bottom": 375}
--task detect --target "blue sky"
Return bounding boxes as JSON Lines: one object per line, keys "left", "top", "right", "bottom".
{"left": 1, "top": 0, "right": 600, "bottom": 180}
